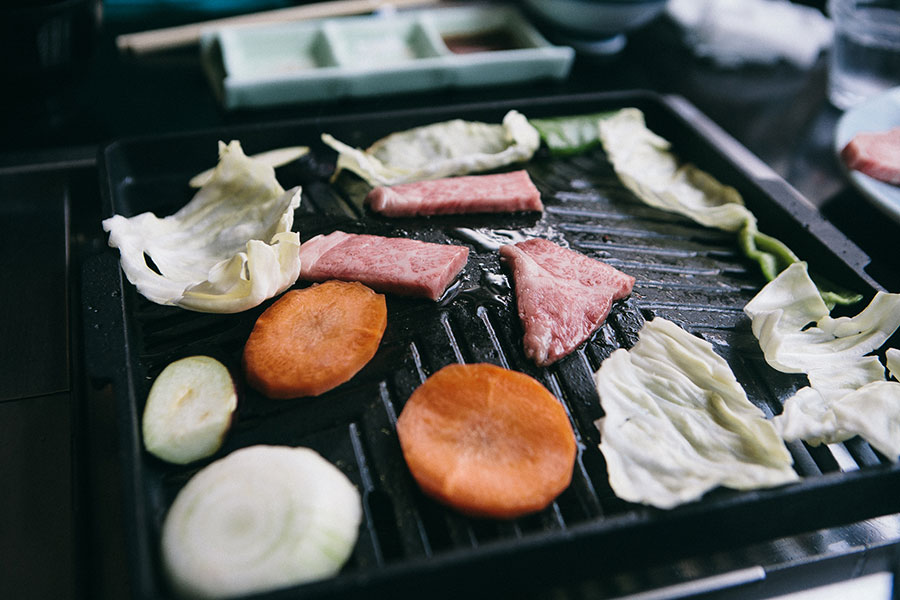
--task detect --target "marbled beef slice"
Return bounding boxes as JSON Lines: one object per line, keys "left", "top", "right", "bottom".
{"left": 366, "top": 170, "right": 543, "bottom": 217}
{"left": 501, "top": 238, "right": 635, "bottom": 366}
{"left": 841, "top": 127, "right": 900, "bottom": 186}
{"left": 300, "top": 231, "right": 469, "bottom": 300}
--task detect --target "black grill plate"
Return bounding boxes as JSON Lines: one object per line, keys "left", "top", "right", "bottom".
{"left": 82, "top": 91, "right": 900, "bottom": 600}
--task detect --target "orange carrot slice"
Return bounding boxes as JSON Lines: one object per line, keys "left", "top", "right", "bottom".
{"left": 243, "top": 280, "right": 387, "bottom": 398}
{"left": 396, "top": 363, "right": 576, "bottom": 519}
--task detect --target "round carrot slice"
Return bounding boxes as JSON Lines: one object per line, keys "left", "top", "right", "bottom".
{"left": 243, "top": 280, "right": 387, "bottom": 398}
{"left": 396, "top": 363, "right": 577, "bottom": 519}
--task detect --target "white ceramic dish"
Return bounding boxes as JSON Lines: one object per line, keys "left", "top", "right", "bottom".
{"left": 834, "top": 85, "right": 900, "bottom": 223}
{"left": 200, "top": 5, "right": 574, "bottom": 110}
{"left": 522, "top": 0, "right": 667, "bottom": 38}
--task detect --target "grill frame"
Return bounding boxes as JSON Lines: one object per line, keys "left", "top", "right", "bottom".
{"left": 82, "top": 91, "right": 900, "bottom": 600}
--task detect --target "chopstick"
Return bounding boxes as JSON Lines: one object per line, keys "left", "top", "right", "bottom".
{"left": 116, "top": 0, "right": 442, "bottom": 55}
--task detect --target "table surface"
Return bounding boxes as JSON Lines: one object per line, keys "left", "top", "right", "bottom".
{"left": 3, "top": 2, "right": 900, "bottom": 599}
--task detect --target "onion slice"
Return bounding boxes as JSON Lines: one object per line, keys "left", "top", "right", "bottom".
{"left": 142, "top": 355, "right": 237, "bottom": 465}
{"left": 161, "top": 445, "right": 362, "bottom": 599}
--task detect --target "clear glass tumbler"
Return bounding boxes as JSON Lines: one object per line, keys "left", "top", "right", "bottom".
{"left": 828, "top": 0, "right": 900, "bottom": 110}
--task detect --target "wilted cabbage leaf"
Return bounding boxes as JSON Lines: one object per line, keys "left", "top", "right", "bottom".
{"left": 598, "top": 108, "right": 860, "bottom": 306}
{"left": 598, "top": 108, "right": 753, "bottom": 231}
{"left": 593, "top": 317, "right": 798, "bottom": 510}
{"left": 321, "top": 110, "right": 540, "bottom": 187}
{"left": 745, "top": 262, "right": 900, "bottom": 458}
{"left": 102, "top": 140, "right": 302, "bottom": 313}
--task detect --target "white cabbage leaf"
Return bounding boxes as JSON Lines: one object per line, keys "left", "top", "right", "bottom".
{"left": 830, "top": 382, "right": 900, "bottom": 458}
{"left": 321, "top": 110, "right": 540, "bottom": 187}
{"left": 745, "top": 262, "right": 900, "bottom": 458}
{"left": 103, "top": 140, "right": 302, "bottom": 313}
{"left": 596, "top": 108, "right": 870, "bottom": 308}
{"left": 774, "top": 356, "right": 886, "bottom": 446}
{"left": 745, "top": 262, "right": 900, "bottom": 373}
{"left": 188, "top": 145, "right": 309, "bottom": 188}
{"left": 888, "top": 348, "right": 900, "bottom": 377}
{"left": 593, "top": 317, "right": 798, "bottom": 510}
{"left": 597, "top": 108, "right": 753, "bottom": 232}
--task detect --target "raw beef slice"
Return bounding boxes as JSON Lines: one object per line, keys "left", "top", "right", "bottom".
{"left": 365, "top": 170, "right": 543, "bottom": 217}
{"left": 500, "top": 238, "right": 635, "bottom": 366}
{"left": 299, "top": 231, "right": 469, "bottom": 301}
{"left": 841, "top": 127, "right": 900, "bottom": 186}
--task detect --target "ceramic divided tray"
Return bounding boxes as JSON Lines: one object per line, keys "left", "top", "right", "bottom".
{"left": 200, "top": 5, "right": 575, "bottom": 110}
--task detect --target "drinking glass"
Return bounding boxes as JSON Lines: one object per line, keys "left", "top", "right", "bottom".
{"left": 828, "top": 0, "right": 900, "bottom": 110}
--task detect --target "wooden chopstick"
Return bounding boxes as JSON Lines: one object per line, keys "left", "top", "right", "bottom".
{"left": 116, "top": 0, "right": 442, "bottom": 54}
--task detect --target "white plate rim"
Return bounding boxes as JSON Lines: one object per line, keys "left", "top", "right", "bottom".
{"left": 833, "top": 85, "right": 900, "bottom": 223}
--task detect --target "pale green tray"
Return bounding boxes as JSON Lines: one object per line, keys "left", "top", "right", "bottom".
{"left": 200, "top": 5, "right": 575, "bottom": 109}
